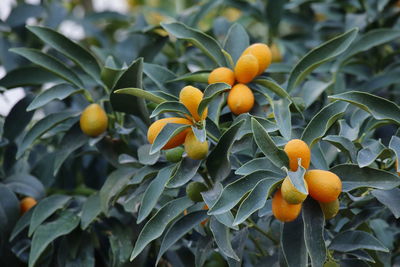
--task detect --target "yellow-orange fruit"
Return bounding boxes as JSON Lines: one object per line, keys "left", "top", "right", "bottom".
{"left": 242, "top": 43, "right": 272, "bottom": 75}
{"left": 281, "top": 177, "right": 308, "bottom": 204}
{"left": 80, "top": 104, "right": 108, "bottom": 137}
{"left": 184, "top": 131, "right": 209, "bottom": 160}
{"left": 227, "top": 84, "right": 254, "bottom": 115}
{"left": 271, "top": 43, "right": 283, "bottom": 63}
{"left": 304, "top": 170, "right": 342, "bottom": 203}
{"left": 147, "top": 117, "right": 192, "bottom": 150}
{"left": 179, "top": 86, "right": 208, "bottom": 121}
{"left": 234, "top": 54, "right": 259, "bottom": 83}
{"left": 319, "top": 199, "right": 340, "bottom": 220}
{"left": 284, "top": 139, "right": 311, "bottom": 171}
{"left": 208, "top": 67, "right": 235, "bottom": 86}
{"left": 20, "top": 197, "right": 37, "bottom": 215}
{"left": 272, "top": 189, "right": 302, "bottom": 222}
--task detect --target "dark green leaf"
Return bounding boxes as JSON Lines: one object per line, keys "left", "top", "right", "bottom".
{"left": 81, "top": 193, "right": 101, "bottom": 230}
{"left": 330, "top": 164, "right": 400, "bottom": 192}
{"left": 114, "top": 87, "right": 166, "bottom": 104}
{"left": 150, "top": 101, "right": 190, "bottom": 118}
{"left": 223, "top": 23, "right": 249, "bottom": 64}
{"left": 0, "top": 184, "right": 20, "bottom": 234}
{"left": 266, "top": 0, "right": 287, "bottom": 36}
{"left": 10, "top": 206, "right": 34, "bottom": 241}
{"left": 27, "top": 83, "right": 79, "bottom": 111}
{"left": 301, "top": 101, "right": 349, "bottom": 147}
{"left": 254, "top": 78, "right": 290, "bottom": 99}
{"left": 198, "top": 82, "right": 231, "bottom": 117}
{"left": 251, "top": 118, "right": 289, "bottom": 168}
{"left": 130, "top": 197, "right": 193, "bottom": 260}
{"left": 287, "top": 165, "right": 307, "bottom": 195}
{"left": 138, "top": 144, "right": 160, "bottom": 165}
{"left": 287, "top": 28, "right": 358, "bottom": 92}
{"left": 282, "top": 216, "right": 307, "bottom": 267}
{"left": 29, "top": 210, "right": 80, "bottom": 267}
{"left": 167, "top": 158, "right": 201, "bottom": 188}
{"left": 323, "top": 135, "right": 358, "bottom": 163}
{"left": 329, "top": 230, "right": 389, "bottom": 253}
{"left": 0, "top": 66, "right": 60, "bottom": 89}
{"left": 389, "top": 136, "right": 400, "bottom": 172}
{"left": 10, "top": 48, "right": 84, "bottom": 88}
{"left": 4, "top": 173, "right": 45, "bottom": 199}
{"left": 302, "top": 198, "right": 326, "bottom": 267}
{"left": 357, "top": 140, "right": 391, "bottom": 168}
{"left": 235, "top": 157, "right": 284, "bottom": 177}
{"left": 210, "top": 217, "right": 239, "bottom": 261}
{"left": 371, "top": 188, "right": 400, "bottom": 219}
{"left": 150, "top": 123, "right": 191, "bottom": 154}
{"left": 273, "top": 98, "right": 292, "bottom": 140}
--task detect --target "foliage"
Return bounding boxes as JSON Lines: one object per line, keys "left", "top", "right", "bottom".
{"left": 1, "top": 0, "right": 400, "bottom": 266}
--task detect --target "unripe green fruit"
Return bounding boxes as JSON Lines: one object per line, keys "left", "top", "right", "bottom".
{"left": 319, "top": 199, "right": 340, "bottom": 220}
{"left": 186, "top": 182, "right": 208, "bottom": 202}
{"left": 165, "top": 147, "right": 184, "bottom": 162}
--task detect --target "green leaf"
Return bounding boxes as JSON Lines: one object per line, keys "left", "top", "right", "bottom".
{"left": 330, "top": 164, "right": 400, "bottom": 192}
{"left": 266, "top": 0, "right": 287, "bottom": 36}
{"left": 302, "top": 198, "right": 326, "bottom": 267}
{"left": 251, "top": 118, "right": 289, "bottom": 168}
{"left": 10, "top": 48, "right": 84, "bottom": 88}
{"left": 329, "top": 230, "right": 389, "bottom": 253}
{"left": 233, "top": 178, "right": 277, "bottom": 226}
{"left": 111, "top": 58, "right": 150, "bottom": 124}
{"left": 27, "top": 83, "right": 79, "bottom": 111}
{"left": 198, "top": 82, "right": 231, "bottom": 118}
{"left": 223, "top": 23, "right": 249, "bottom": 64}
{"left": 206, "top": 119, "right": 245, "bottom": 181}
{"left": 372, "top": 188, "right": 400, "bottom": 219}
{"left": 138, "top": 144, "right": 160, "bottom": 165}
{"left": 300, "top": 80, "right": 332, "bottom": 108}
{"left": 0, "top": 66, "right": 60, "bottom": 89}
{"left": 208, "top": 171, "right": 278, "bottom": 215}
{"left": 80, "top": 193, "right": 101, "bottom": 230}
{"left": 253, "top": 78, "right": 290, "bottom": 99}
{"left": 209, "top": 217, "right": 239, "bottom": 261}
{"left": 150, "top": 101, "right": 190, "bottom": 118}
{"left": 167, "top": 158, "right": 201, "bottom": 188}
{"left": 167, "top": 71, "right": 209, "bottom": 84}
{"left": 16, "top": 111, "right": 76, "bottom": 158}
{"left": 137, "top": 165, "right": 175, "bottom": 223}
{"left": 343, "top": 28, "right": 400, "bottom": 59}
{"left": 0, "top": 185, "right": 20, "bottom": 234}
{"left": 287, "top": 165, "right": 307, "bottom": 195}
{"left": 323, "top": 135, "right": 357, "bottom": 163}
{"left": 29, "top": 195, "right": 71, "bottom": 236}
{"left": 150, "top": 123, "right": 191, "bottom": 154}
{"left": 389, "top": 136, "right": 400, "bottom": 172}
{"left": 273, "top": 98, "right": 292, "bottom": 140}
{"left": 3, "top": 95, "right": 34, "bottom": 142}
{"left": 156, "top": 210, "right": 208, "bottom": 264}
{"left": 4, "top": 173, "right": 45, "bottom": 199}
{"left": 143, "top": 63, "right": 178, "bottom": 95}
{"left": 301, "top": 101, "right": 349, "bottom": 147}
{"left": 329, "top": 91, "right": 400, "bottom": 124}
{"left": 357, "top": 140, "right": 391, "bottom": 168}
{"left": 161, "top": 22, "right": 227, "bottom": 67}
{"left": 99, "top": 167, "right": 136, "bottom": 213}
{"left": 27, "top": 26, "right": 102, "bottom": 84}
{"left": 10, "top": 207, "right": 34, "bottom": 241}
{"left": 235, "top": 157, "right": 284, "bottom": 177}
{"left": 130, "top": 197, "right": 193, "bottom": 260}
{"left": 29, "top": 210, "right": 80, "bottom": 267}
{"left": 286, "top": 28, "right": 358, "bottom": 92}
{"left": 282, "top": 217, "right": 307, "bottom": 267}
{"left": 101, "top": 56, "right": 123, "bottom": 89}
{"left": 114, "top": 88, "right": 166, "bottom": 104}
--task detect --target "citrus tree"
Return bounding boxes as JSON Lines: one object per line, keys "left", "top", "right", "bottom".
{"left": 0, "top": 0, "right": 400, "bottom": 266}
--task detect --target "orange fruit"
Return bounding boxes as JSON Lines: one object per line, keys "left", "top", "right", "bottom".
{"left": 179, "top": 86, "right": 208, "bottom": 122}
{"left": 184, "top": 131, "right": 209, "bottom": 160}
{"left": 208, "top": 67, "right": 235, "bottom": 86}
{"left": 242, "top": 43, "right": 272, "bottom": 75}
{"left": 304, "top": 170, "right": 342, "bottom": 203}
{"left": 234, "top": 54, "right": 259, "bottom": 83}
{"left": 227, "top": 84, "right": 254, "bottom": 115}
{"left": 284, "top": 139, "right": 311, "bottom": 171}
{"left": 20, "top": 197, "right": 37, "bottom": 215}
{"left": 80, "top": 104, "right": 108, "bottom": 137}
{"left": 272, "top": 189, "right": 302, "bottom": 222}
{"left": 147, "top": 117, "right": 192, "bottom": 150}
{"left": 319, "top": 199, "right": 339, "bottom": 220}
{"left": 281, "top": 176, "right": 308, "bottom": 204}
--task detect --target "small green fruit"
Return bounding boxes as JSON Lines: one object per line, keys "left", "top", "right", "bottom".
{"left": 186, "top": 182, "right": 208, "bottom": 202}
{"left": 165, "top": 147, "right": 184, "bottom": 162}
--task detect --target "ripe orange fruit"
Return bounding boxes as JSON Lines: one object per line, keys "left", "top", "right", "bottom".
{"left": 272, "top": 189, "right": 302, "bottom": 222}
{"left": 234, "top": 54, "right": 259, "bottom": 83}
{"left": 242, "top": 43, "right": 272, "bottom": 75}
{"left": 284, "top": 139, "right": 311, "bottom": 171}
{"left": 80, "top": 104, "right": 108, "bottom": 137}
{"left": 281, "top": 176, "right": 308, "bottom": 204}
{"left": 147, "top": 117, "right": 192, "bottom": 150}
{"left": 184, "top": 131, "right": 209, "bottom": 160}
{"left": 20, "top": 197, "right": 37, "bottom": 215}
{"left": 319, "top": 199, "right": 339, "bottom": 220}
{"left": 179, "top": 86, "right": 208, "bottom": 121}
{"left": 227, "top": 84, "right": 254, "bottom": 115}
{"left": 208, "top": 67, "right": 235, "bottom": 86}
{"left": 304, "top": 170, "right": 342, "bottom": 203}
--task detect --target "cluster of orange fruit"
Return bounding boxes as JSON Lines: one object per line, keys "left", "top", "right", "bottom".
{"left": 208, "top": 43, "right": 272, "bottom": 115}
{"left": 272, "top": 139, "right": 342, "bottom": 222}
{"left": 147, "top": 86, "right": 209, "bottom": 160}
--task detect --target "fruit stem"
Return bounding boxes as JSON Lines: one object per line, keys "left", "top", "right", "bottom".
{"left": 247, "top": 218, "right": 279, "bottom": 245}
{"left": 249, "top": 234, "right": 268, "bottom": 256}
{"left": 83, "top": 90, "right": 94, "bottom": 103}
